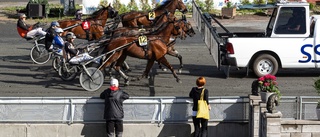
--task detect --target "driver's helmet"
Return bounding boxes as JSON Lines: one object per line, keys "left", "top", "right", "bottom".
{"left": 19, "top": 13, "right": 26, "bottom": 18}
{"left": 51, "top": 21, "right": 60, "bottom": 27}
{"left": 66, "top": 32, "right": 76, "bottom": 39}
{"left": 54, "top": 28, "right": 63, "bottom": 33}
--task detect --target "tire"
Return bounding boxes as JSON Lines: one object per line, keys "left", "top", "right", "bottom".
{"left": 30, "top": 44, "right": 50, "bottom": 64}
{"left": 253, "top": 54, "right": 278, "bottom": 77}
{"left": 52, "top": 56, "right": 62, "bottom": 72}
{"left": 79, "top": 67, "right": 104, "bottom": 91}
{"left": 58, "top": 63, "right": 78, "bottom": 81}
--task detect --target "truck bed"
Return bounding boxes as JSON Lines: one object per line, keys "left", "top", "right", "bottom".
{"left": 218, "top": 32, "right": 266, "bottom": 38}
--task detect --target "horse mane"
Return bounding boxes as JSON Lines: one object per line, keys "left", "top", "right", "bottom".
{"left": 154, "top": 0, "right": 173, "bottom": 11}
{"left": 148, "top": 21, "right": 173, "bottom": 35}
{"left": 86, "top": 7, "right": 107, "bottom": 20}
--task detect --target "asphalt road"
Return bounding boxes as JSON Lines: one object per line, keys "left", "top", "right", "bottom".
{"left": 0, "top": 12, "right": 319, "bottom": 97}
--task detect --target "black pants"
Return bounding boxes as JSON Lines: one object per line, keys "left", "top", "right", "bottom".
{"left": 192, "top": 116, "right": 208, "bottom": 137}
{"left": 106, "top": 120, "right": 123, "bottom": 137}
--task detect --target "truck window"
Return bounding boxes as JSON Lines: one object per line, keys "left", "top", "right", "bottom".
{"left": 274, "top": 7, "right": 306, "bottom": 34}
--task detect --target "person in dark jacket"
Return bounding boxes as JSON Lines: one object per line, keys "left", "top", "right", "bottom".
{"left": 100, "top": 78, "right": 130, "bottom": 137}
{"left": 45, "top": 21, "right": 60, "bottom": 50}
{"left": 189, "top": 76, "right": 211, "bottom": 137}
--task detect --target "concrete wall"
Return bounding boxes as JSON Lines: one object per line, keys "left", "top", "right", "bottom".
{"left": 0, "top": 122, "right": 248, "bottom": 137}
{"left": 281, "top": 120, "right": 320, "bottom": 137}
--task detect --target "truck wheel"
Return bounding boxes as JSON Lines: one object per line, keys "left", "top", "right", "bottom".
{"left": 253, "top": 54, "right": 278, "bottom": 77}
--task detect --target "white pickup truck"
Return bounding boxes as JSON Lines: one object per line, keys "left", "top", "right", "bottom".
{"left": 212, "top": 1, "right": 319, "bottom": 77}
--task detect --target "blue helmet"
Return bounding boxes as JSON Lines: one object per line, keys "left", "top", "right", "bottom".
{"left": 51, "top": 21, "right": 60, "bottom": 27}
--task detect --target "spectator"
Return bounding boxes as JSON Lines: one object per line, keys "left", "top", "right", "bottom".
{"left": 189, "top": 76, "right": 211, "bottom": 137}
{"left": 16, "top": 13, "right": 46, "bottom": 38}
{"left": 100, "top": 78, "right": 130, "bottom": 137}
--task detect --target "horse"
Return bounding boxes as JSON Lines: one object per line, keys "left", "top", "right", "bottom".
{"left": 117, "top": 15, "right": 196, "bottom": 73}
{"left": 99, "top": 16, "right": 196, "bottom": 85}
{"left": 121, "top": 0, "right": 187, "bottom": 27}
{"left": 104, "top": 15, "right": 195, "bottom": 79}
{"left": 99, "top": 36, "right": 181, "bottom": 84}
{"left": 109, "top": 12, "right": 176, "bottom": 38}
{"left": 58, "top": 4, "right": 118, "bottom": 41}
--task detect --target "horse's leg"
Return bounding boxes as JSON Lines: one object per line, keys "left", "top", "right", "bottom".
{"left": 113, "top": 65, "right": 130, "bottom": 86}
{"left": 166, "top": 47, "right": 183, "bottom": 73}
{"left": 158, "top": 56, "right": 181, "bottom": 83}
{"left": 114, "top": 55, "right": 131, "bottom": 86}
{"left": 138, "top": 59, "right": 155, "bottom": 80}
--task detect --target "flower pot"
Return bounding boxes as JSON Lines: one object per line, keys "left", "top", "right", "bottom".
{"left": 260, "top": 92, "right": 273, "bottom": 103}
{"left": 221, "top": 7, "right": 236, "bottom": 19}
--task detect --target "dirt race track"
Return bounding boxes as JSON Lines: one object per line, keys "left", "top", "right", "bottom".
{"left": 0, "top": 6, "right": 319, "bottom": 97}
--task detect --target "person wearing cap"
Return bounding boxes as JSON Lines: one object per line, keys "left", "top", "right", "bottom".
{"left": 64, "top": 32, "right": 96, "bottom": 64}
{"left": 50, "top": 28, "right": 65, "bottom": 56}
{"left": 16, "top": 13, "right": 46, "bottom": 38}
{"left": 45, "top": 21, "right": 60, "bottom": 51}
{"left": 100, "top": 78, "right": 130, "bottom": 137}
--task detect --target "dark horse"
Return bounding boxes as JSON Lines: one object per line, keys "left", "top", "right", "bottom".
{"left": 99, "top": 36, "right": 181, "bottom": 84}
{"left": 121, "top": 0, "right": 187, "bottom": 27}
{"left": 58, "top": 4, "right": 118, "bottom": 40}
{"left": 98, "top": 16, "right": 195, "bottom": 85}
{"left": 110, "top": 15, "right": 196, "bottom": 73}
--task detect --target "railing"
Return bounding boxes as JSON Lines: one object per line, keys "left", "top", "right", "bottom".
{"left": 0, "top": 96, "right": 318, "bottom": 124}
{"left": 0, "top": 96, "right": 249, "bottom": 124}
{"left": 192, "top": 0, "right": 222, "bottom": 69}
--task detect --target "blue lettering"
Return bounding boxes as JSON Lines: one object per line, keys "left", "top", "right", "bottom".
{"left": 299, "top": 44, "right": 312, "bottom": 63}
{"left": 313, "top": 44, "right": 320, "bottom": 63}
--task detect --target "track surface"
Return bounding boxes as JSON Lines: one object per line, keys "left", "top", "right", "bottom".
{"left": 0, "top": 2, "right": 319, "bottom": 97}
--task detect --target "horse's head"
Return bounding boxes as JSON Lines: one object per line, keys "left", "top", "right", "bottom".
{"left": 157, "top": 0, "right": 188, "bottom": 14}
{"left": 181, "top": 15, "right": 195, "bottom": 37}
{"left": 96, "top": 4, "right": 118, "bottom": 20}
{"left": 176, "top": 0, "right": 188, "bottom": 14}
{"left": 103, "top": 4, "right": 118, "bottom": 19}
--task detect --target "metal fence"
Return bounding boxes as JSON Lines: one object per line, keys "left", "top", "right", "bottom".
{"left": 0, "top": 96, "right": 248, "bottom": 124}
{"left": 0, "top": 96, "right": 318, "bottom": 124}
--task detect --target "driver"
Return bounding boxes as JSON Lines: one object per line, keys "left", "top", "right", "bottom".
{"left": 16, "top": 13, "right": 46, "bottom": 38}
{"left": 64, "top": 32, "right": 96, "bottom": 64}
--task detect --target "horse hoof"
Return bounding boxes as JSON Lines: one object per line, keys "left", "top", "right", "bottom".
{"left": 124, "top": 80, "right": 130, "bottom": 86}
{"left": 178, "top": 69, "right": 182, "bottom": 73}
{"left": 162, "top": 68, "right": 167, "bottom": 71}
{"left": 176, "top": 79, "right": 182, "bottom": 83}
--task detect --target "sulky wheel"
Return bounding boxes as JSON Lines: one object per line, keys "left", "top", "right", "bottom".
{"left": 52, "top": 56, "right": 62, "bottom": 72}
{"left": 252, "top": 54, "right": 278, "bottom": 77}
{"left": 30, "top": 44, "right": 50, "bottom": 64}
{"left": 58, "top": 63, "right": 78, "bottom": 81}
{"left": 79, "top": 67, "right": 104, "bottom": 91}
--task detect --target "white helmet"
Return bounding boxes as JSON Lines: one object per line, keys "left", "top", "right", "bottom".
{"left": 66, "top": 32, "right": 76, "bottom": 39}
{"left": 19, "top": 13, "right": 26, "bottom": 18}
{"left": 54, "top": 28, "right": 63, "bottom": 33}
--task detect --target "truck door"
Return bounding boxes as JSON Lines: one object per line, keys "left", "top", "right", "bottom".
{"left": 312, "top": 18, "right": 320, "bottom": 68}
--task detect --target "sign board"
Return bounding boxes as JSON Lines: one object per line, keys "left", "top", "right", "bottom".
{"left": 82, "top": 0, "right": 100, "bottom": 14}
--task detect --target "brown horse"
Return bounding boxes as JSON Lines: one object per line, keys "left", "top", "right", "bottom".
{"left": 99, "top": 36, "right": 181, "bottom": 84}
{"left": 58, "top": 4, "right": 118, "bottom": 40}
{"left": 99, "top": 17, "right": 196, "bottom": 85}
{"left": 112, "top": 15, "right": 196, "bottom": 73}
{"left": 121, "top": 0, "right": 187, "bottom": 27}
